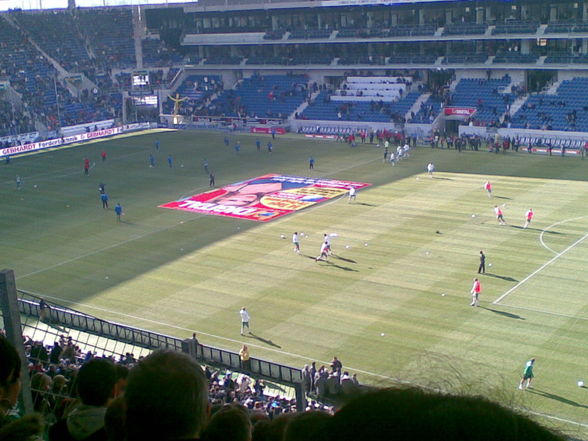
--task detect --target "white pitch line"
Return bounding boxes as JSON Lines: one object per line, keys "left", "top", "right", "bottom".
{"left": 25, "top": 291, "right": 588, "bottom": 430}
{"left": 539, "top": 216, "right": 587, "bottom": 255}
{"left": 497, "top": 303, "right": 588, "bottom": 322}
{"left": 493, "top": 231, "right": 588, "bottom": 304}
{"left": 523, "top": 409, "right": 588, "bottom": 429}
{"left": 25, "top": 291, "right": 394, "bottom": 380}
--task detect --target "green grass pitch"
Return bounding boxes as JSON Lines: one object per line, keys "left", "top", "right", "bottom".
{"left": 2, "top": 130, "right": 587, "bottom": 437}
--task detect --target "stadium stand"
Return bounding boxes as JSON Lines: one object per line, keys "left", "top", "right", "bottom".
{"left": 511, "top": 77, "right": 588, "bottom": 131}
{"left": 448, "top": 77, "right": 513, "bottom": 127}
{"left": 162, "top": 74, "right": 223, "bottom": 115}
{"left": 142, "top": 38, "right": 184, "bottom": 67}
{"left": 77, "top": 8, "right": 136, "bottom": 69}
{"left": 203, "top": 74, "right": 308, "bottom": 118}
{"left": 11, "top": 11, "right": 92, "bottom": 74}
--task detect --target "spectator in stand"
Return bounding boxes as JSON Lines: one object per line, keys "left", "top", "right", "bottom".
{"left": 0, "top": 336, "right": 44, "bottom": 441}
{"left": 320, "top": 388, "right": 566, "bottom": 441}
{"left": 201, "top": 404, "right": 252, "bottom": 441}
{"left": 124, "top": 350, "right": 209, "bottom": 441}
{"left": 49, "top": 358, "right": 117, "bottom": 441}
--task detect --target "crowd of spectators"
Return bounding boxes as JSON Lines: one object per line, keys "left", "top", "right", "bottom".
{"left": 0, "top": 101, "right": 35, "bottom": 138}
{"left": 0, "top": 335, "right": 568, "bottom": 441}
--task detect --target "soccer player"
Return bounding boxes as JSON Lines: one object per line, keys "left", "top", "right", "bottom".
{"left": 309, "top": 157, "right": 315, "bottom": 169}
{"left": 209, "top": 171, "right": 215, "bottom": 187}
{"left": 519, "top": 358, "right": 535, "bottom": 390}
{"left": 256, "top": 139, "right": 261, "bottom": 151}
{"left": 155, "top": 139, "right": 160, "bottom": 151}
{"left": 292, "top": 232, "right": 300, "bottom": 253}
{"left": 316, "top": 241, "right": 330, "bottom": 262}
{"left": 470, "top": 278, "right": 481, "bottom": 307}
{"left": 98, "top": 183, "right": 105, "bottom": 194}
{"left": 16, "top": 175, "right": 21, "bottom": 189}
{"left": 149, "top": 154, "right": 155, "bottom": 168}
{"left": 84, "top": 158, "right": 90, "bottom": 175}
{"left": 484, "top": 181, "right": 492, "bottom": 198}
{"left": 426, "top": 162, "right": 435, "bottom": 177}
{"left": 524, "top": 208, "right": 534, "bottom": 229}
{"left": 115, "top": 203, "right": 123, "bottom": 221}
{"left": 167, "top": 155, "right": 173, "bottom": 168}
{"left": 203, "top": 159, "right": 209, "bottom": 174}
{"left": 234, "top": 142, "right": 241, "bottom": 153}
{"left": 239, "top": 307, "right": 250, "bottom": 335}
{"left": 384, "top": 147, "right": 389, "bottom": 162}
{"left": 224, "top": 136, "right": 230, "bottom": 147}
{"left": 101, "top": 151, "right": 107, "bottom": 161}
{"left": 478, "top": 251, "right": 486, "bottom": 274}
{"left": 348, "top": 187, "right": 356, "bottom": 202}
{"left": 101, "top": 192, "right": 109, "bottom": 209}
{"left": 403, "top": 143, "right": 410, "bottom": 157}
{"left": 494, "top": 205, "right": 506, "bottom": 225}
{"left": 323, "top": 233, "right": 333, "bottom": 255}
{"left": 267, "top": 141, "right": 273, "bottom": 153}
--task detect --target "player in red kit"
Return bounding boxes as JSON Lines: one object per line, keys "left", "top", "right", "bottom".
{"left": 494, "top": 205, "right": 506, "bottom": 225}
{"left": 470, "top": 278, "right": 481, "bottom": 307}
{"left": 524, "top": 208, "right": 534, "bottom": 229}
{"left": 83, "top": 158, "right": 90, "bottom": 175}
{"left": 484, "top": 181, "right": 492, "bottom": 198}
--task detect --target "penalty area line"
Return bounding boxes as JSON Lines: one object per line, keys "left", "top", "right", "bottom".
{"left": 539, "top": 216, "right": 587, "bottom": 255}
{"left": 493, "top": 231, "right": 588, "bottom": 305}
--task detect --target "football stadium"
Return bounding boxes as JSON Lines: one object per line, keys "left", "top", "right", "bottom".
{"left": 1, "top": 0, "right": 588, "bottom": 439}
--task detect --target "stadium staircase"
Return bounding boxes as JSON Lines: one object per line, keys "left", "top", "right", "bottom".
{"left": 133, "top": 7, "right": 144, "bottom": 69}
{"left": 408, "top": 92, "right": 431, "bottom": 119}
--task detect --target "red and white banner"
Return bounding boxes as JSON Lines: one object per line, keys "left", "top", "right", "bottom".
{"left": 160, "top": 174, "right": 371, "bottom": 222}
{"left": 250, "top": 127, "right": 286, "bottom": 135}
{"left": 0, "top": 123, "right": 150, "bottom": 157}
{"left": 444, "top": 107, "right": 477, "bottom": 117}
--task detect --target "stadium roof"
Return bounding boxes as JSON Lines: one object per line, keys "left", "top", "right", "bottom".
{"left": 0, "top": 0, "right": 198, "bottom": 11}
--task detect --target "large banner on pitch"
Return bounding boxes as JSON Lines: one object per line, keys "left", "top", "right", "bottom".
{"left": 160, "top": 174, "right": 371, "bottom": 222}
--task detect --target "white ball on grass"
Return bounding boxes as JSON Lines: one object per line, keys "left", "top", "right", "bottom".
{"left": 105, "top": 276, "right": 109, "bottom": 279}
{"left": 489, "top": 263, "right": 493, "bottom": 267}
{"left": 33, "top": 184, "right": 38, "bottom": 188}
{"left": 578, "top": 380, "right": 584, "bottom": 387}
{"left": 280, "top": 234, "right": 285, "bottom": 239}
{"left": 441, "top": 293, "right": 446, "bottom": 296}
{"left": 345, "top": 245, "right": 350, "bottom": 249}
{"left": 472, "top": 214, "right": 476, "bottom": 218}
{"left": 380, "top": 333, "right": 385, "bottom": 337}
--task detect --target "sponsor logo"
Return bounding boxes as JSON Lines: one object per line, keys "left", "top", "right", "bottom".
{"left": 160, "top": 174, "right": 371, "bottom": 222}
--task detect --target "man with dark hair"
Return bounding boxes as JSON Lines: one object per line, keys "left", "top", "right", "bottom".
{"left": 49, "top": 358, "right": 117, "bottom": 441}
{"left": 124, "top": 350, "right": 209, "bottom": 441}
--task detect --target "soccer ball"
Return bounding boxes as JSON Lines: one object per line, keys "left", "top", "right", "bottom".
{"left": 578, "top": 380, "right": 585, "bottom": 387}
{"left": 280, "top": 234, "right": 285, "bottom": 239}
{"left": 489, "top": 263, "right": 493, "bottom": 267}
{"left": 472, "top": 214, "right": 476, "bottom": 218}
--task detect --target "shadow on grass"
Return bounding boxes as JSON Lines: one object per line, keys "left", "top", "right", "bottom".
{"left": 527, "top": 389, "right": 588, "bottom": 408}
{"left": 247, "top": 332, "right": 281, "bottom": 349}
{"left": 316, "top": 260, "right": 358, "bottom": 272}
{"left": 432, "top": 177, "right": 454, "bottom": 181}
{"left": 483, "top": 273, "right": 518, "bottom": 282}
{"left": 353, "top": 202, "right": 376, "bottom": 207}
{"left": 333, "top": 255, "right": 357, "bottom": 264}
{"left": 481, "top": 307, "right": 525, "bottom": 320}
{"left": 494, "top": 196, "right": 511, "bottom": 200}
